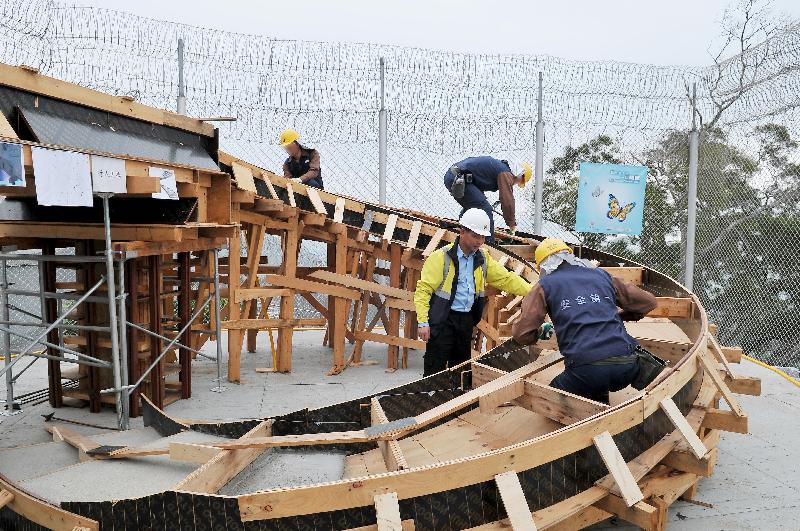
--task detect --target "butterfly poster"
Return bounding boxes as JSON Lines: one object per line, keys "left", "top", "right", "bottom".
{"left": 575, "top": 162, "right": 647, "bottom": 235}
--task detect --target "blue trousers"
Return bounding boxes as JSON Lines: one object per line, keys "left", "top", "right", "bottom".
{"left": 444, "top": 170, "right": 495, "bottom": 243}
{"left": 549, "top": 360, "right": 640, "bottom": 405}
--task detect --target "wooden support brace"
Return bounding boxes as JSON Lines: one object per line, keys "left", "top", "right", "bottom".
{"left": 479, "top": 378, "right": 524, "bottom": 414}
{"left": 701, "top": 408, "right": 749, "bottom": 434}
{"left": 306, "top": 186, "right": 328, "bottom": 214}
{"left": 495, "top": 471, "right": 538, "bottom": 531}
{"left": 659, "top": 397, "right": 707, "bottom": 459}
{"left": 594, "top": 494, "right": 663, "bottom": 531}
{"left": 422, "top": 228, "right": 445, "bottom": 256}
{"left": 0, "top": 489, "right": 14, "bottom": 510}
{"left": 371, "top": 397, "right": 408, "bottom": 471}
{"left": 383, "top": 214, "right": 398, "bottom": 241}
{"left": 662, "top": 447, "right": 718, "bottom": 477}
{"left": 406, "top": 221, "right": 422, "bottom": 248}
{"left": 724, "top": 374, "right": 761, "bottom": 396}
{"left": 592, "top": 431, "right": 644, "bottom": 507}
{"left": 333, "top": 197, "right": 346, "bottom": 223}
{"left": 373, "top": 492, "right": 403, "bottom": 531}
{"left": 260, "top": 172, "right": 280, "bottom": 199}
{"left": 707, "top": 334, "right": 734, "bottom": 378}
{"left": 286, "top": 181, "right": 296, "bottom": 207}
{"left": 698, "top": 350, "right": 745, "bottom": 417}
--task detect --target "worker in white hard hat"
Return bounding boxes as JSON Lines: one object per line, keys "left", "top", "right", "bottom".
{"left": 279, "top": 129, "right": 324, "bottom": 189}
{"left": 444, "top": 156, "right": 532, "bottom": 243}
{"left": 413, "top": 208, "right": 532, "bottom": 376}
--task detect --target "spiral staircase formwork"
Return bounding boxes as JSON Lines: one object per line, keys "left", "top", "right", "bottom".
{"left": 0, "top": 64, "right": 760, "bottom": 531}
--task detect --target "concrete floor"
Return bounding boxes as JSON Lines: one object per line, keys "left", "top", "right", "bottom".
{"left": 1, "top": 331, "right": 799, "bottom": 529}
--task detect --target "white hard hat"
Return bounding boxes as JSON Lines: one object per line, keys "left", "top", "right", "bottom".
{"left": 460, "top": 208, "right": 492, "bottom": 236}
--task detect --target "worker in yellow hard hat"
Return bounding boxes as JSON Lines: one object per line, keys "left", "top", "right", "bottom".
{"left": 512, "top": 238, "right": 659, "bottom": 404}
{"left": 444, "top": 156, "right": 532, "bottom": 244}
{"left": 279, "top": 129, "right": 324, "bottom": 189}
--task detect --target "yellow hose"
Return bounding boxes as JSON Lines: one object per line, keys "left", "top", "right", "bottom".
{"left": 744, "top": 354, "right": 800, "bottom": 389}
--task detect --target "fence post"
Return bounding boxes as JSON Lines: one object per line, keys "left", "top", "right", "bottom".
{"left": 685, "top": 83, "right": 699, "bottom": 292}
{"left": 177, "top": 38, "right": 187, "bottom": 115}
{"left": 378, "top": 56, "right": 387, "bottom": 205}
{"left": 0, "top": 258, "right": 16, "bottom": 418}
{"left": 534, "top": 71, "right": 545, "bottom": 235}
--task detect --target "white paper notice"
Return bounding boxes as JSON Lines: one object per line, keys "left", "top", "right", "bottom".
{"left": 150, "top": 166, "right": 179, "bottom": 200}
{"left": 31, "top": 146, "right": 93, "bottom": 207}
{"left": 91, "top": 155, "right": 127, "bottom": 193}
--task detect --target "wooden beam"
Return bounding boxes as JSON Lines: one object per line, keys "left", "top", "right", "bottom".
{"left": 592, "top": 431, "right": 644, "bottom": 507}
{"left": 662, "top": 447, "right": 718, "bottom": 477}
{"left": 371, "top": 397, "right": 408, "bottom": 472}
{"left": 334, "top": 197, "right": 346, "bottom": 223}
{"left": 659, "top": 397, "right": 707, "bottom": 459}
{"left": 223, "top": 318, "right": 327, "bottom": 330}
{"left": 169, "top": 442, "right": 222, "bottom": 464}
{"left": 0, "top": 476, "right": 99, "bottom": 530}
{"left": 174, "top": 420, "right": 273, "bottom": 493}
{"left": 44, "top": 425, "right": 99, "bottom": 462}
{"left": 309, "top": 270, "right": 414, "bottom": 300}
{"left": 234, "top": 288, "right": 291, "bottom": 303}
{"left": 306, "top": 186, "right": 328, "bottom": 215}
{"left": 600, "top": 267, "right": 644, "bottom": 285}
{"left": 648, "top": 297, "right": 693, "bottom": 319}
{"left": 479, "top": 378, "right": 524, "bottom": 414}
{"left": 355, "top": 331, "right": 425, "bottom": 351}
{"left": 264, "top": 274, "right": 360, "bottom": 300}
{"left": 422, "top": 228, "right": 445, "bottom": 256}
{"left": 724, "top": 374, "right": 761, "bottom": 396}
{"left": 495, "top": 471, "right": 538, "bottom": 531}
{"left": 346, "top": 521, "right": 415, "bottom": 531}
{"left": 407, "top": 221, "right": 422, "bottom": 248}
{"left": 593, "top": 495, "right": 662, "bottom": 531}
{"left": 701, "top": 408, "right": 749, "bottom": 434}
{"left": 0, "top": 489, "right": 14, "bottom": 510}
{"left": 374, "top": 492, "right": 403, "bottom": 531}
{"left": 518, "top": 380, "right": 609, "bottom": 425}
{"left": 698, "top": 351, "right": 745, "bottom": 417}
{"left": 0, "top": 63, "right": 213, "bottom": 137}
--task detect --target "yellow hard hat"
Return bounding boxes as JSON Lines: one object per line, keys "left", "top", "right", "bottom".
{"left": 534, "top": 238, "right": 572, "bottom": 268}
{"left": 517, "top": 162, "right": 533, "bottom": 188}
{"left": 279, "top": 129, "right": 301, "bottom": 147}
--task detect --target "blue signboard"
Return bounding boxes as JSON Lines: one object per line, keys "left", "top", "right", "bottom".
{"left": 575, "top": 162, "right": 647, "bottom": 235}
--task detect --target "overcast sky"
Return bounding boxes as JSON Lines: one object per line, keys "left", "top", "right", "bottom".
{"left": 72, "top": 0, "right": 799, "bottom": 66}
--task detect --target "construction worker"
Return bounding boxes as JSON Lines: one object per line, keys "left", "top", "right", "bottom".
{"left": 414, "top": 208, "right": 532, "bottom": 376}
{"left": 444, "top": 156, "right": 532, "bottom": 243}
{"left": 512, "top": 239, "right": 658, "bottom": 404}
{"left": 279, "top": 129, "right": 324, "bottom": 189}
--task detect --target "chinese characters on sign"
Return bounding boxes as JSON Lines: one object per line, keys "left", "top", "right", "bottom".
{"left": 91, "top": 155, "right": 127, "bottom": 193}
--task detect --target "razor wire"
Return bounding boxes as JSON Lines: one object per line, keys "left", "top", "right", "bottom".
{"left": 0, "top": 0, "right": 798, "bottom": 368}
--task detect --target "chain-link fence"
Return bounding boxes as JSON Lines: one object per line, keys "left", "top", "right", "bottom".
{"left": 1, "top": 0, "right": 798, "bottom": 368}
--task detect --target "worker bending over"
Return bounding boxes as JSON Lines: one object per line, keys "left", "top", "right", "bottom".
{"left": 444, "top": 156, "right": 532, "bottom": 243}
{"left": 414, "top": 208, "right": 532, "bottom": 376}
{"left": 512, "top": 239, "right": 657, "bottom": 404}
{"left": 279, "top": 129, "right": 324, "bottom": 189}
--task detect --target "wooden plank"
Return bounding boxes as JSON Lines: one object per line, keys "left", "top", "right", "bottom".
{"left": 384, "top": 297, "right": 416, "bottom": 312}
{"left": 346, "top": 520, "right": 415, "bottom": 531}
{"left": 234, "top": 288, "right": 291, "bottom": 303}
{"left": 600, "top": 267, "right": 644, "bottom": 285}
{"left": 223, "top": 318, "right": 327, "bottom": 330}
{"left": 479, "top": 379, "right": 524, "bottom": 414}
{"left": 174, "top": 420, "right": 272, "bottom": 493}
{"left": 44, "top": 425, "right": 99, "bottom": 461}
{"left": 373, "top": 492, "right": 403, "bottom": 531}
{"left": 659, "top": 397, "right": 707, "bottom": 459}
{"left": 592, "top": 431, "right": 644, "bottom": 507}
{"left": 309, "top": 270, "right": 414, "bottom": 300}
{"left": 648, "top": 297, "right": 692, "bottom": 319}
{"left": 422, "top": 228, "right": 446, "bottom": 257}
{"left": 724, "top": 374, "right": 761, "bottom": 396}
{"left": 593, "top": 495, "right": 661, "bottom": 530}
{"left": 701, "top": 408, "right": 748, "bottom": 434}
{"left": 355, "top": 331, "right": 425, "bottom": 351}
{"left": 253, "top": 198, "right": 286, "bottom": 212}
{"left": 707, "top": 333, "right": 735, "bottom": 377}
{"left": 494, "top": 471, "right": 537, "bottom": 531}
{"left": 383, "top": 214, "right": 398, "bottom": 241}
{"left": 406, "top": 221, "right": 422, "bottom": 248}
{"left": 0, "top": 111, "right": 18, "bottom": 139}
{"left": 334, "top": 197, "right": 346, "bottom": 223}
{"left": 306, "top": 186, "right": 328, "bottom": 215}
{"left": 232, "top": 162, "right": 257, "bottom": 193}
{"left": 286, "top": 181, "right": 297, "bottom": 207}
{"left": 0, "top": 62, "right": 213, "bottom": 137}
{"left": 698, "top": 350, "right": 745, "bottom": 417}
{"left": 0, "top": 489, "right": 14, "bottom": 510}
{"left": 371, "top": 397, "right": 408, "bottom": 472}
{"left": 169, "top": 442, "right": 222, "bottom": 464}
{"left": 264, "top": 274, "right": 360, "bottom": 300}
{"left": 260, "top": 172, "right": 280, "bottom": 199}
{"left": 662, "top": 447, "right": 718, "bottom": 477}
{"left": 518, "top": 381, "right": 609, "bottom": 425}
{"left": 0, "top": 476, "right": 99, "bottom": 530}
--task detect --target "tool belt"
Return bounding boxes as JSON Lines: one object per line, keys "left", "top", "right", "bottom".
{"left": 448, "top": 166, "right": 472, "bottom": 200}
{"left": 630, "top": 345, "right": 668, "bottom": 390}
